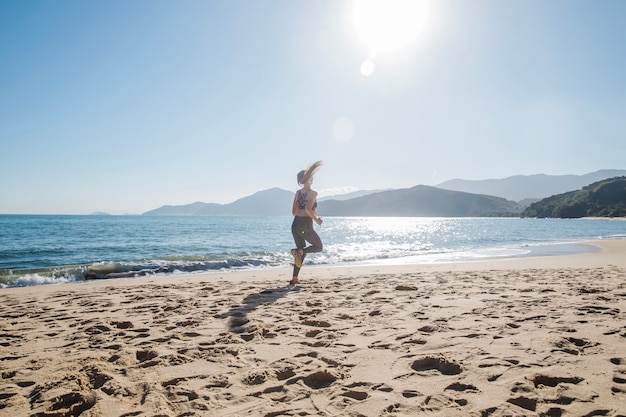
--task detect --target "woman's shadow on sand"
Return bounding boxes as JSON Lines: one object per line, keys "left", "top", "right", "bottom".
{"left": 219, "top": 285, "right": 302, "bottom": 333}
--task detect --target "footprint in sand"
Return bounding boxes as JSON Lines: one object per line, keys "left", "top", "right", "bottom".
{"left": 402, "top": 389, "right": 420, "bottom": 398}
{"left": 610, "top": 357, "right": 626, "bottom": 394}
{"left": 31, "top": 391, "right": 98, "bottom": 417}
{"left": 302, "top": 319, "right": 332, "bottom": 328}
{"left": 411, "top": 356, "right": 463, "bottom": 375}
{"left": 27, "top": 363, "right": 114, "bottom": 417}
{"left": 445, "top": 382, "right": 479, "bottom": 393}
{"left": 532, "top": 374, "right": 584, "bottom": 388}
{"left": 302, "top": 370, "right": 337, "bottom": 389}
{"left": 340, "top": 390, "right": 368, "bottom": 400}
{"left": 506, "top": 396, "right": 538, "bottom": 412}
{"left": 552, "top": 336, "right": 598, "bottom": 355}
{"left": 280, "top": 369, "right": 338, "bottom": 390}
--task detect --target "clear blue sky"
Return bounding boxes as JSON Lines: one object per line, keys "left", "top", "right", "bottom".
{"left": 1, "top": 0, "right": 624, "bottom": 214}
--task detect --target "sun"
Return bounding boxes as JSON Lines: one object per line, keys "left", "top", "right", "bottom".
{"left": 351, "top": 0, "right": 430, "bottom": 54}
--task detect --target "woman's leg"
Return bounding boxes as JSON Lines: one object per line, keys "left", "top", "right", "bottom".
{"left": 290, "top": 216, "right": 323, "bottom": 283}
{"left": 291, "top": 218, "right": 307, "bottom": 282}
{"left": 302, "top": 227, "right": 323, "bottom": 254}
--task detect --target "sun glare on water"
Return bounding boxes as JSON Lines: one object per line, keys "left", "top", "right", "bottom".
{"left": 351, "top": 0, "right": 430, "bottom": 76}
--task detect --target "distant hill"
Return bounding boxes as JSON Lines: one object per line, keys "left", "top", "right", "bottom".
{"left": 143, "top": 202, "right": 220, "bottom": 216}
{"left": 142, "top": 171, "right": 626, "bottom": 217}
{"left": 143, "top": 186, "right": 521, "bottom": 217}
{"left": 318, "top": 189, "right": 390, "bottom": 202}
{"left": 210, "top": 188, "right": 294, "bottom": 216}
{"left": 143, "top": 188, "right": 294, "bottom": 216}
{"left": 436, "top": 170, "right": 626, "bottom": 202}
{"left": 318, "top": 185, "right": 521, "bottom": 217}
{"left": 521, "top": 177, "right": 626, "bottom": 218}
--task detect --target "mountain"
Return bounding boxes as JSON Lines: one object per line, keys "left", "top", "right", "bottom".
{"left": 143, "top": 186, "right": 521, "bottom": 217}
{"left": 143, "top": 201, "right": 221, "bottom": 216}
{"left": 318, "top": 185, "right": 521, "bottom": 217}
{"left": 210, "top": 187, "right": 294, "bottom": 216}
{"left": 436, "top": 170, "right": 626, "bottom": 202}
{"left": 143, "top": 171, "right": 626, "bottom": 217}
{"left": 521, "top": 177, "right": 626, "bottom": 218}
{"left": 143, "top": 188, "right": 294, "bottom": 216}
{"left": 318, "top": 189, "right": 390, "bottom": 202}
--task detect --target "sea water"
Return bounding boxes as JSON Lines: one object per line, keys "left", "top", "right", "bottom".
{"left": 1, "top": 215, "right": 625, "bottom": 287}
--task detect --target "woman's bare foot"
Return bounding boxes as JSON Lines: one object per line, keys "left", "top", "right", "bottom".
{"left": 289, "top": 278, "right": 300, "bottom": 285}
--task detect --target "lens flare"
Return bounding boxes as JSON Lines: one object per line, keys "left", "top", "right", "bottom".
{"left": 360, "top": 60, "right": 375, "bottom": 77}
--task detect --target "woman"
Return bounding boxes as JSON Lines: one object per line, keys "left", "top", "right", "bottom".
{"left": 290, "top": 161, "right": 323, "bottom": 285}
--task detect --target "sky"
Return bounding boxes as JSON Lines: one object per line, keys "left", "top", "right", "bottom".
{"left": 1, "top": 0, "right": 625, "bottom": 214}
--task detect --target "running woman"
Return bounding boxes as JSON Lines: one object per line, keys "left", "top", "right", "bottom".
{"left": 290, "top": 161, "right": 323, "bottom": 285}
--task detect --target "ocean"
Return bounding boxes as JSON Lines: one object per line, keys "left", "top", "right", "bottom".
{"left": 1, "top": 215, "right": 625, "bottom": 288}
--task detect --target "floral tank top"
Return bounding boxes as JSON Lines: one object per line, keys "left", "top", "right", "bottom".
{"left": 296, "top": 190, "right": 317, "bottom": 212}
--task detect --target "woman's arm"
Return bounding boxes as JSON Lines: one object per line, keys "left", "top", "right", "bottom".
{"left": 292, "top": 193, "right": 298, "bottom": 216}
{"left": 305, "top": 190, "right": 322, "bottom": 225}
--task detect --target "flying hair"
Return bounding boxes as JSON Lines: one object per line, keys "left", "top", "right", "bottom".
{"left": 297, "top": 160, "right": 323, "bottom": 185}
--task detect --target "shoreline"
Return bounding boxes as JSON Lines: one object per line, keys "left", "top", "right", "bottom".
{"left": 2, "top": 239, "right": 624, "bottom": 294}
{"left": 1, "top": 240, "right": 625, "bottom": 416}
{"left": 2, "top": 237, "right": 623, "bottom": 291}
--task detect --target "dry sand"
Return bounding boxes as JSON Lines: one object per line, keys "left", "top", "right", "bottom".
{"left": 1, "top": 240, "right": 625, "bottom": 417}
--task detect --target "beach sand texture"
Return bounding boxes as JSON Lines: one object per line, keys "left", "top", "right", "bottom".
{"left": 1, "top": 241, "right": 626, "bottom": 417}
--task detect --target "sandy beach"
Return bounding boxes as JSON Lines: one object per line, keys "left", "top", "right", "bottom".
{"left": 1, "top": 240, "right": 625, "bottom": 417}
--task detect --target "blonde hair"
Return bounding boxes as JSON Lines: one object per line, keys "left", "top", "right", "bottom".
{"left": 297, "top": 160, "right": 322, "bottom": 185}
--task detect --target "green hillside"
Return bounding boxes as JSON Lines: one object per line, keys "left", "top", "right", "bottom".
{"left": 319, "top": 185, "right": 522, "bottom": 217}
{"left": 521, "top": 177, "right": 626, "bottom": 218}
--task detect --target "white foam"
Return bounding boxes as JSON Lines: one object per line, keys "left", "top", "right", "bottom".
{"left": 1, "top": 273, "right": 78, "bottom": 288}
